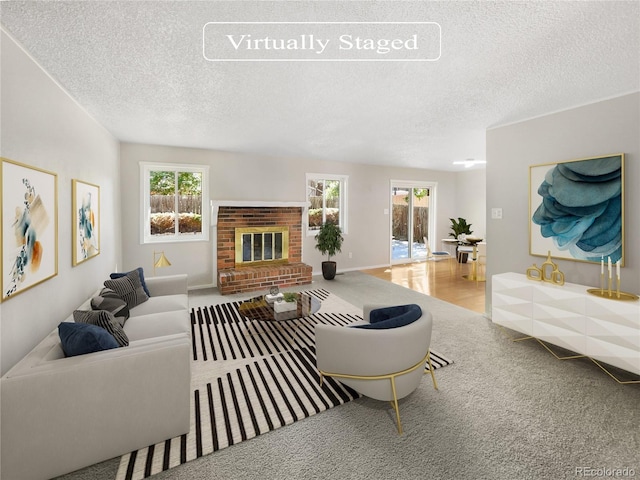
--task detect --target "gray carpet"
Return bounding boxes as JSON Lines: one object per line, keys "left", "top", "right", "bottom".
{"left": 116, "top": 289, "right": 448, "bottom": 480}
{"left": 56, "top": 272, "right": 639, "bottom": 480}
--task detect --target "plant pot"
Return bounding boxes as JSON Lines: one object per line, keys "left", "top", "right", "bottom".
{"left": 321, "top": 261, "right": 337, "bottom": 280}
{"left": 454, "top": 246, "right": 469, "bottom": 263}
{"left": 274, "top": 300, "right": 297, "bottom": 313}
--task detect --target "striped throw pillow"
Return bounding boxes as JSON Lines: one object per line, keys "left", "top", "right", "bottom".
{"left": 73, "top": 310, "right": 129, "bottom": 347}
{"left": 109, "top": 267, "right": 151, "bottom": 297}
{"left": 91, "top": 288, "right": 130, "bottom": 326}
{"left": 103, "top": 269, "right": 149, "bottom": 309}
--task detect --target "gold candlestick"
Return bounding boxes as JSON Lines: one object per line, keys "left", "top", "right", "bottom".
{"left": 588, "top": 273, "right": 639, "bottom": 302}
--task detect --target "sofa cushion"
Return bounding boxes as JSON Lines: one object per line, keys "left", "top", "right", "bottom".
{"left": 91, "top": 288, "right": 130, "bottom": 326}
{"left": 129, "top": 294, "right": 188, "bottom": 318}
{"left": 58, "top": 322, "right": 119, "bottom": 357}
{"left": 73, "top": 310, "right": 130, "bottom": 347}
{"left": 354, "top": 304, "right": 422, "bottom": 330}
{"left": 110, "top": 267, "right": 151, "bottom": 297}
{"left": 124, "top": 310, "right": 190, "bottom": 342}
{"left": 104, "top": 269, "right": 149, "bottom": 309}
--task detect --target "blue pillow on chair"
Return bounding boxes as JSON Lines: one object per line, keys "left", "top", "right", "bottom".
{"left": 354, "top": 304, "right": 422, "bottom": 330}
{"left": 58, "top": 322, "right": 119, "bottom": 357}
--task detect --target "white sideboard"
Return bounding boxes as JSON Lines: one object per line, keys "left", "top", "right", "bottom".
{"left": 492, "top": 272, "right": 640, "bottom": 376}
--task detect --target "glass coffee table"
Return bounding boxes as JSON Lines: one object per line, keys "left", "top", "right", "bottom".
{"left": 238, "top": 292, "right": 321, "bottom": 321}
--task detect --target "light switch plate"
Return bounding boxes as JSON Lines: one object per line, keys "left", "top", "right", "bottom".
{"left": 491, "top": 208, "right": 503, "bottom": 219}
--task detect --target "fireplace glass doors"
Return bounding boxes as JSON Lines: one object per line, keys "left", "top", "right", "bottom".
{"left": 235, "top": 226, "right": 289, "bottom": 265}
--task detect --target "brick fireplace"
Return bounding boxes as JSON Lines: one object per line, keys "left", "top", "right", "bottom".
{"left": 216, "top": 204, "right": 312, "bottom": 295}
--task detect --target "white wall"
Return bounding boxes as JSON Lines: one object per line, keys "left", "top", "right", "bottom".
{"left": 455, "top": 168, "right": 487, "bottom": 240}
{"left": 0, "top": 30, "right": 121, "bottom": 375}
{"left": 120, "top": 143, "right": 460, "bottom": 287}
{"left": 486, "top": 92, "right": 640, "bottom": 314}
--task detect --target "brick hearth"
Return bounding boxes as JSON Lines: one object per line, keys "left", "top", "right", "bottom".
{"left": 216, "top": 206, "right": 312, "bottom": 295}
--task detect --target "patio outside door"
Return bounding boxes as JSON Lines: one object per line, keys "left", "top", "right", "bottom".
{"left": 391, "top": 182, "right": 435, "bottom": 263}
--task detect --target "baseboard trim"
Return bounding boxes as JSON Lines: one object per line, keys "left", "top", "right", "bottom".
{"left": 311, "top": 264, "right": 390, "bottom": 276}
{"left": 187, "top": 283, "right": 216, "bottom": 291}
{"left": 192, "top": 264, "right": 392, "bottom": 289}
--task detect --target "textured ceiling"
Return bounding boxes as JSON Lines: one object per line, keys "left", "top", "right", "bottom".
{"left": 1, "top": 1, "right": 638, "bottom": 171}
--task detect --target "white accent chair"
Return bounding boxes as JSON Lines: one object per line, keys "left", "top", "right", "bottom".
{"left": 315, "top": 304, "right": 438, "bottom": 434}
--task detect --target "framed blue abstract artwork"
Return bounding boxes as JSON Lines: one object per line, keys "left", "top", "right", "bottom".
{"left": 72, "top": 179, "right": 100, "bottom": 266}
{"left": 529, "top": 153, "right": 624, "bottom": 265}
{"left": 1, "top": 157, "right": 58, "bottom": 300}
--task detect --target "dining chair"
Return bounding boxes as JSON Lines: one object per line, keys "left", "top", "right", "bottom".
{"left": 424, "top": 237, "right": 453, "bottom": 273}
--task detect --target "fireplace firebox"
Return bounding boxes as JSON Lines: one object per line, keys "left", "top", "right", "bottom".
{"left": 235, "top": 226, "right": 289, "bottom": 265}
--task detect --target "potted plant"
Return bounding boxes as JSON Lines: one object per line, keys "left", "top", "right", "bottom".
{"left": 274, "top": 292, "right": 298, "bottom": 313}
{"left": 282, "top": 292, "right": 298, "bottom": 303}
{"left": 314, "top": 221, "right": 344, "bottom": 280}
{"left": 449, "top": 217, "right": 473, "bottom": 239}
{"left": 449, "top": 217, "right": 474, "bottom": 262}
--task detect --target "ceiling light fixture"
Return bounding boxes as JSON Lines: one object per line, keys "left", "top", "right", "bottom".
{"left": 453, "top": 158, "right": 487, "bottom": 168}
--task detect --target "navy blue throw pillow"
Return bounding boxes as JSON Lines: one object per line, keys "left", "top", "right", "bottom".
{"left": 354, "top": 304, "right": 422, "bottom": 330}
{"left": 58, "top": 322, "right": 119, "bottom": 357}
{"left": 110, "top": 267, "right": 150, "bottom": 297}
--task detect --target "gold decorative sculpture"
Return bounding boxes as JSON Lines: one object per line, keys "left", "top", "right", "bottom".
{"left": 526, "top": 265, "right": 542, "bottom": 281}
{"left": 526, "top": 251, "right": 564, "bottom": 286}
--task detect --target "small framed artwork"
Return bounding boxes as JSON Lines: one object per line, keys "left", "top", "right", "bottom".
{"left": 529, "top": 153, "right": 624, "bottom": 265}
{"left": 1, "top": 157, "right": 58, "bottom": 301}
{"left": 72, "top": 179, "right": 100, "bottom": 266}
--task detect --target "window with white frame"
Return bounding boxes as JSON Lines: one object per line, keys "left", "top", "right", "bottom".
{"left": 306, "top": 174, "right": 348, "bottom": 234}
{"left": 140, "top": 163, "right": 209, "bottom": 243}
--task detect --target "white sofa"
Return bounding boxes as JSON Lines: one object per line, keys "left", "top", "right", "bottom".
{"left": 1, "top": 274, "right": 192, "bottom": 480}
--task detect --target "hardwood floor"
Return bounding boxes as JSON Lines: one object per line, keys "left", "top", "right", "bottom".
{"left": 360, "top": 257, "right": 487, "bottom": 314}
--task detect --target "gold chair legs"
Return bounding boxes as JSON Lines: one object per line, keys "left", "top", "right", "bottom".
{"left": 389, "top": 377, "right": 402, "bottom": 434}
{"left": 424, "top": 350, "right": 439, "bottom": 391}
{"left": 425, "top": 255, "right": 454, "bottom": 276}
{"left": 319, "top": 350, "right": 439, "bottom": 434}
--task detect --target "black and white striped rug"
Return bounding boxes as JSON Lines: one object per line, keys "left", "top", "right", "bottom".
{"left": 116, "top": 289, "right": 452, "bottom": 480}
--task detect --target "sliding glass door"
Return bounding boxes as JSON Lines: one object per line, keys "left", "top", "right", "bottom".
{"left": 391, "top": 181, "right": 436, "bottom": 263}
